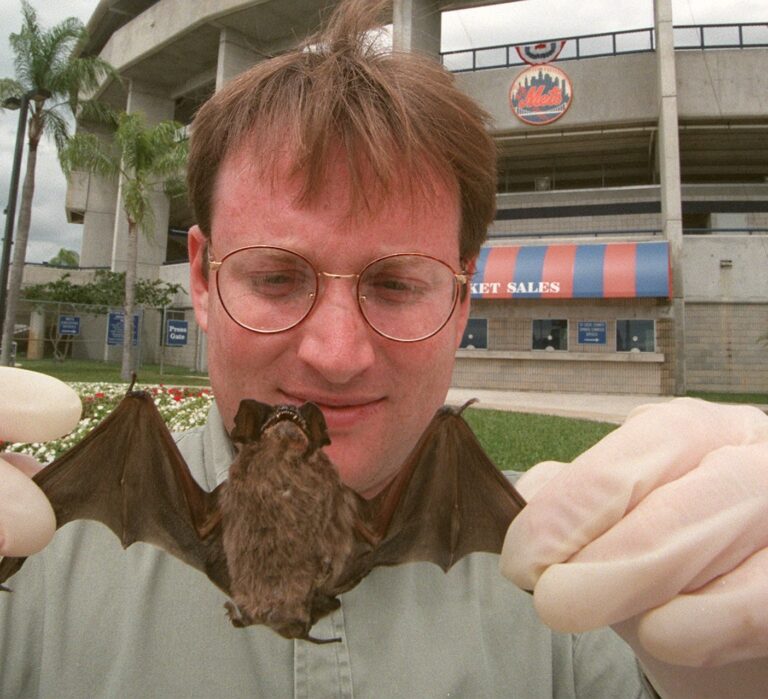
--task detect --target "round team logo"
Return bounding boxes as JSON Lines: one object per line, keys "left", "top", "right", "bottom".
{"left": 509, "top": 65, "right": 573, "bottom": 126}
{"left": 515, "top": 40, "right": 566, "bottom": 65}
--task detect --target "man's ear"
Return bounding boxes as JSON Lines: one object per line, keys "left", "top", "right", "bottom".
{"left": 454, "top": 255, "right": 476, "bottom": 349}
{"left": 188, "top": 225, "right": 210, "bottom": 332}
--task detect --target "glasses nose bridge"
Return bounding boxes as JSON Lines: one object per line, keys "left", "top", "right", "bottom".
{"left": 315, "top": 270, "right": 362, "bottom": 300}
{"left": 317, "top": 270, "right": 360, "bottom": 282}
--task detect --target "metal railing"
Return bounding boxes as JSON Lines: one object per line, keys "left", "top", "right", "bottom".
{"left": 486, "top": 227, "right": 768, "bottom": 240}
{"left": 442, "top": 22, "right": 768, "bottom": 73}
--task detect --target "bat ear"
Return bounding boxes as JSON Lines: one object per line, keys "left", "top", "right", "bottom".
{"left": 298, "top": 402, "right": 331, "bottom": 450}
{"left": 231, "top": 400, "right": 274, "bottom": 444}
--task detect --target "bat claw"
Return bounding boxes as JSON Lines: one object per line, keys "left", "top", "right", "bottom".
{"left": 440, "top": 398, "right": 478, "bottom": 416}
{"left": 224, "top": 600, "right": 252, "bottom": 628}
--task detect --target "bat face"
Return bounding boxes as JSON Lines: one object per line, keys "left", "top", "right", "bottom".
{"left": 230, "top": 400, "right": 331, "bottom": 453}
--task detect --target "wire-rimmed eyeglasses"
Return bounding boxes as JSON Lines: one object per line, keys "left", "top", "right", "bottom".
{"left": 207, "top": 245, "right": 468, "bottom": 342}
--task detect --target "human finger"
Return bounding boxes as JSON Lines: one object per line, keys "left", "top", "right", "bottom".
{"left": 637, "top": 545, "right": 768, "bottom": 667}
{"left": 0, "top": 367, "right": 82, "bottom": 443}
{"left": 514, "top": 460, "right": 567, "bottom": 501}
{"left": 0, "top": 456, "right": 56, "bottom": 557}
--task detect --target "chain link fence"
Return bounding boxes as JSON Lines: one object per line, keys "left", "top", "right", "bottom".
{"left": 14, "top": 298, "right": 207, "bottom": 372}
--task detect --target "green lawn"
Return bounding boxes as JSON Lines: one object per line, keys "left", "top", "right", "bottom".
{"left": 687, "top": 390, "right": 768, "bottom": 405}
{"left": 463, "top": 407, "right": 616, "bottom": 472}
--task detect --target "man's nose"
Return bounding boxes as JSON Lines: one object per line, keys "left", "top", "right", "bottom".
{"left": 295, "top": 277, "right": 376, "bottom": 384}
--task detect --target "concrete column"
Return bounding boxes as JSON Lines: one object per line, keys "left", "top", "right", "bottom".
{"left": 655, "top": 0, "right": 686, "bottom": 395}
{"left": 26, "top": 307, "right": 45, "bottom": 360}
{"left": 74, "top": 128, "right": 119, "bottom": 268}
{"left": 111, "top": 80, "right": 175, "bottom": 279}
{"left": 216, "top": 28, "right": 259, "bottom": 90}
{"left": 393, "top": 0, "right": 441, "bottom": 56}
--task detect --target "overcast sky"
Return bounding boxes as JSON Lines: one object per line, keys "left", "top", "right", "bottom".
{"left": 0, "top": 0, "right": 763, "bottom": 263}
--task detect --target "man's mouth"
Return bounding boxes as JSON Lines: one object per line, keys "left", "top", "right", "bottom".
{"left": 278, "top": 391, "right": 385, "bottom": 431}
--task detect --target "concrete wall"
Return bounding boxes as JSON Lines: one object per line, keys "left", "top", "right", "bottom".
{"left": 455, "top": 47, "right": 768, "bottom": 133}
{"left": 683, "top": 235, "right": 768, "bottom": 301}
{"left": 456, "top": 53, "right": 659, "bottom": 133}
{"left": 677, "top": 49, "right": 768, "bottom": 120}
{"left": 685, "top": 302, "right": 768, "bottom": 392}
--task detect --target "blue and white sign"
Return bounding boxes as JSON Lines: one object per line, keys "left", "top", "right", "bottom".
{"left": 165, "top": 319, "right": 189, "bottom": 347}
{"left": 58, "top": 315, "right": 80, "bottom": 336}
{"left": 578, "top": 320, "right": 607, "bottom": 345}
{"left": 107, "top": 311, "right": 139, "bottom": 346}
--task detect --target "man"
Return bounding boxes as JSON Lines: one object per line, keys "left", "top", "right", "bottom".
{"left": 2, "top": 1, "right": 767, "bottom": 696}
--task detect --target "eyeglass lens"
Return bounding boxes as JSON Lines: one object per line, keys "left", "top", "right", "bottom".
{"left": 214, "top": 247, "right": 460, "bottom": 341}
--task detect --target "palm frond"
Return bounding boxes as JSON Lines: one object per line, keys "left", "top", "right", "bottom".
{"left": 60, "top": 132, "right": 121, "bottom": 180}
{"left": 77, "top": 99, "right": 119, "bottom": 128}
{"left": 0, "top": 79, "right": 23, "bottom": 105}
{"left": 41, "top": 108, "right": 71, "bottom": 153}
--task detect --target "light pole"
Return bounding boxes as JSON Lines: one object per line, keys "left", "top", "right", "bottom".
{"left": 0, "top": 88, "right": 50, "bottom": 359}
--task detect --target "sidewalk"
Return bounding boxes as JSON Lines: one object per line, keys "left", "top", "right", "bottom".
{"left": 445, "top": 388, "right": 675, "bottom": 424}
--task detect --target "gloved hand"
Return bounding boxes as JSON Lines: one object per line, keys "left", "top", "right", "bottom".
{"left": 0, "top": 368, "right": 81, "bottom": 557}
{"left": 500, "top": 398, "right": 768, "bottom": 699}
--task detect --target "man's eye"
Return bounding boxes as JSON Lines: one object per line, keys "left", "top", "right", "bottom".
{"left": 248, "top": 270, "right": 307, "bottom": 296}
{"left": 366, "top": 276, "right": 426, "bottom": 302}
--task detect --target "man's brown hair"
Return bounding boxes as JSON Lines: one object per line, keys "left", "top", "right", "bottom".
{"left": 187, "top": 0, "right": 497, "bottom": 263}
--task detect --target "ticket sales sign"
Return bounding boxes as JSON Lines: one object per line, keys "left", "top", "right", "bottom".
{"left": 509, "top": 64, "right": 573, "bottom": 126}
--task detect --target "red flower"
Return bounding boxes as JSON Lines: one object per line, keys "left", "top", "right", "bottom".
{"left": 95, "top": 392, "right": 105, "bottom": 399}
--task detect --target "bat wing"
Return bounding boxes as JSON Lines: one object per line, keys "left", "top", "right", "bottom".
{"left": 0, "top": 390, "right": 229, "bottom": 594}
{"left": 357, "top": 400, "right": 526, "bottom": 574}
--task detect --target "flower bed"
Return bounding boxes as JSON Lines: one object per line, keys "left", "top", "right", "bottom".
{"left": 6, "top": 383, "right": 214, "bottom": 463}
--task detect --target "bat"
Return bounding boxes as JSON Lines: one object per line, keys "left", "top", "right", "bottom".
{"left": 0, "top": 387, "right": 526, "bottom": 643}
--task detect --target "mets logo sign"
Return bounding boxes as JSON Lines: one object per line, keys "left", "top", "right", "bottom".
{"left": 509, "top": 65, "right": 573, "bottom": 126}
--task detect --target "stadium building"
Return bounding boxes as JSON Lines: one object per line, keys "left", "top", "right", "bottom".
{"left": 27, "top": 0, "right": 768, "bottom": 394}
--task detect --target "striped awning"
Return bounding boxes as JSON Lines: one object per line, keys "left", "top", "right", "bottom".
{"left": 471, "top": 241, "right": 670, "bottom": 299}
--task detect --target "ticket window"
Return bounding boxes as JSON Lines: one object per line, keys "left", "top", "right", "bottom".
{"left": 532, "top": 319, "right": 568, "bottom": 351}
{"left": 616, "top": 319, "right": 655, "bottom": 352}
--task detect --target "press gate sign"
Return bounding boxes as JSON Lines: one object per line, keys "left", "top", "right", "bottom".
{"left": 165, "top": 319, "right": 188, "bottom": 347}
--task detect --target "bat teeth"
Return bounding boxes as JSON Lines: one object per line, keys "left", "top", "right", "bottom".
{"left": 263, "top": 407, "right": 308, "bottom": 435}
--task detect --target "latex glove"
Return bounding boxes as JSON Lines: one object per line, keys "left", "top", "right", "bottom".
{"left": 500, "top": 398, "right": 768, "bottom": 699}
{"left": 0, "top": 367, "right": 81, "bottom": 557}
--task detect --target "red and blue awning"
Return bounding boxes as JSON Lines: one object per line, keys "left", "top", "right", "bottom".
{"left": 471, "top": 241, "right": 670, "bottom": 299}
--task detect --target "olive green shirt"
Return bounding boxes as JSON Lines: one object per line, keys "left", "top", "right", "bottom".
{"left": 0, "top": 404, "right": 653, "bottom": 698}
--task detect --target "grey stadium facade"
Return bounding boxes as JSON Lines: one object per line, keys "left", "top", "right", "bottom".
{"left": 19, "top": 0, "right": 768, "bottom": 395}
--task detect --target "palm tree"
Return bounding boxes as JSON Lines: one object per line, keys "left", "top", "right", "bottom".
{"left": 0, "top": 1, "right": 115, "bottom": 365}
{"left": 61, "top": 111, "right": 188, "bottom": 379}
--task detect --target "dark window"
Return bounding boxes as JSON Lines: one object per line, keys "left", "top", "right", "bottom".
{"left": 616, "top": 319, "right": 655, "bottom": 352}
{"left": 532, "top": 319, "right": 568, "bottom": 350}
{"left": 460, "top": 318, "right": 488, "bottom": 349}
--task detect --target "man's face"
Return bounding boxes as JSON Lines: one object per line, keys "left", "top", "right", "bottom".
{"left": 189, "top": 149, "right": 470, "bottom": 497}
